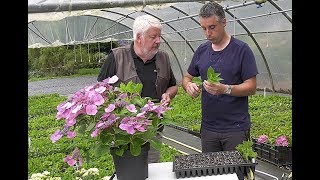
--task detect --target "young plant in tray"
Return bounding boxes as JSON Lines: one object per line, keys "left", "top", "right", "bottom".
{"left": 206, "top": 66, "right": 223, "bottom": 83}
{"left": 236, "top": 140, "right": 257, "bottom": 180}
{"left": 193, "top": 66, "right": 223, "bottom": 89}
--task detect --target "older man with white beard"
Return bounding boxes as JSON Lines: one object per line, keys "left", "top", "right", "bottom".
{"left": 97, "top": 14, "right": 178, "bottom": 163}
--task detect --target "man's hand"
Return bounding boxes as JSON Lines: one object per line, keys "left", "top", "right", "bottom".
{"left": 161, "top": 92, "right": 171, "bottom": 105}
{"left": 203, "top": 80, "right": 226, "bottom": 95}
{"left": 185, "top": 82, "right": 201, "bottom": 98}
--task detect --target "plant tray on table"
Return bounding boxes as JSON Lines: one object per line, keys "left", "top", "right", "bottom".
{"left": 172, "top": 150, "right": 257, "bottom": 179}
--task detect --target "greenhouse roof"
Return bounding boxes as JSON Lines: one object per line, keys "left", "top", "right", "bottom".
{"left": 28, "top": 0, "right": 292, "bottom": 93}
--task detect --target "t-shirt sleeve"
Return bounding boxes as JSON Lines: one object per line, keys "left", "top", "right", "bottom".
{"left": 241, "top": 44, "right": 259, "bottom": 81}
{"left": 97, "top": 51, "right": 117, "bottom": 82}
{"left": 187, "top": 50, "right": 200, "bottom": 77}
{"left": 168, "top": 67, "right": 177, "bottom": 87}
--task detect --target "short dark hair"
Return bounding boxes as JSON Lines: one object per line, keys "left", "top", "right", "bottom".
{"left": 199, "top": 2, "right": 225, "bottom": 22}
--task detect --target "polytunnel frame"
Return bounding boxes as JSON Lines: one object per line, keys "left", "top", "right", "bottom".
{"left": 28, "top": 0, "right": 292, "bottom": 92}
{"left": 100, "top": 9, "right": 186, "bottom": 77}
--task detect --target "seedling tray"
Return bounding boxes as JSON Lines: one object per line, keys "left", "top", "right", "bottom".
{"left": 172, "top": 150, "right": 256, "bottom": 179}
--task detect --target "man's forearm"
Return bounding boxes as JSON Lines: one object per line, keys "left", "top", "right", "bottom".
{"left": 165, "top": 86, "right": 178, "bottom": 99}
{"left": 182, "top": 77, "right": 192, "bottom": 91}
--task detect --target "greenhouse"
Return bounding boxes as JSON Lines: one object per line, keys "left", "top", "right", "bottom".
{"left": 28, "top": 0, "right": 292, "bottom": 180}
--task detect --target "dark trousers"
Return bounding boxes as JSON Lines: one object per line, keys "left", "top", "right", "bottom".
{"left": 200, "top": 128, "right": 250, "bottom": 152}
{"left": 200, "top": 128, "right": 250, "bottom": 180}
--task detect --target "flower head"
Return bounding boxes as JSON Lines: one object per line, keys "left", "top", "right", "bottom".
{"left": 275, "top": 135, "right": 289, "bottom": 147}
{"left": 64, "top": 147, "right": 83, "bottom": 168}
{"left": 257, "top": 134, "right": 268, "bottom": 144}
{"left": 51, "top": 75, "right": 170, "bottom": 166}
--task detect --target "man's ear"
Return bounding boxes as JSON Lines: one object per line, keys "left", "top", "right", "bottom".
{"left": 137, "top": 33, "right": 142, "bottom": 39}
{"left": 136, "top": 33, "right": 142, "bottom": 43}
{"left": 222, "top": 18, "right": 227, "bottom": 27}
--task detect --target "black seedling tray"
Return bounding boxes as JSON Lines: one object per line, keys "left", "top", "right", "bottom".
{"left": 172, "top": 150, "right": 256, "bottom": 179}
{"left": 252, "top": 138, "right": 292, "bottom": 168}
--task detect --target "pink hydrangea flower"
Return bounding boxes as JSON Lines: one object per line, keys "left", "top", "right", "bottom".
{"left": 64, "top": 147, "right": 83, "bottom": 167}
{"left": 257, "top": 135, "right": 268, "bottom": 144}
{"left": 51, "top": 75, "right": 170, "bottom": 166}
{"left": 275, "top": 135, "right": 289, "bottom": 147}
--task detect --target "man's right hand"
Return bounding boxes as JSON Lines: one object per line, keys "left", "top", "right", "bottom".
{"left": 186, "top": 82, "right": 201, "bottom": 98}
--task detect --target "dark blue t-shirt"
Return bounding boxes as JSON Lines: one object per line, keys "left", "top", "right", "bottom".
{"left": 187, "top": 36, "right": 258, "bottom": 132}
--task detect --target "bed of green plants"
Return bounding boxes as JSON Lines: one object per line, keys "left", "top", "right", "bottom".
{"left": 28, "top": 85, "right": 291, "bottom": 178}
{"left": 28, "top": 94, "right": 182, "bottom": 179}
{"left": 165, "top": 87, "right": 292, "bottom": 146}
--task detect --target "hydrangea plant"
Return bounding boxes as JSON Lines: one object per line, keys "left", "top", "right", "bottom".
{"left": 257, "top": 134, "right": 289, "bottom": 147}
{"left": 50, "top": 75, "right": 170, "bottom": 167}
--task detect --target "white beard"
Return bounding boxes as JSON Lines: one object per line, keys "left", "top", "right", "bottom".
{"left": 141, "top": 42, "right": 158, "bottom": 59}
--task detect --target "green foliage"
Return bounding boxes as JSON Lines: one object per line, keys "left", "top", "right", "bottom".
{"left": 77, "top": 68, "right": 101, "bottom": 76}
{"left": 28, "top": 95, "right": 112, "bottom": 179}
{"left": 249, "top": 94, "right": 292, "bottom": 145}
{"left": 207, "top": 66, "right": 223, "bottom": 83}
{"left": 167, "top": 87, "right": 292, "bottom": 146}
{"left": 236, "top": 140, "right": 256, "bottom": 180}
{"left": 28, "top": 94, "right": 66, "bottom": 119}
{"left": 28, "top": 42, "right": 115, "bottom": 79}
{"left": 192, "top": 77, "right": 203, "bottom": 86}
{"left": 164, "top": 88, "right": 201, "bottom": 128}
{"left": 160, "top": 144, "right": 183, "bottom": 162}
{"left": 119, "top": 81, "right": 143, "bottom": 95}
{"left": 28, "top": 94, "right": 182, "bottom": 179}
{"left": 235, "top": 140, "right": 257, "bottom": 161}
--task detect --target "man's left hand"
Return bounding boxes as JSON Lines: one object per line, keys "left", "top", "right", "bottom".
{"left": 160, "top": 92, "right": 171, "bottom": 105}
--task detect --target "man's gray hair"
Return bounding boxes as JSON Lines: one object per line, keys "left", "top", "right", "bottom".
{"left": 199, "top": 2, "right": 225, "bottom": 22}
{"left": 133, "top": 15, "right": 162, "bottom": 40}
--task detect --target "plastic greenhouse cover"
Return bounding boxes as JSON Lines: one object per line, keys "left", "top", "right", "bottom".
{"left": 28, "top": 0, "right": 292, "bottom": 93}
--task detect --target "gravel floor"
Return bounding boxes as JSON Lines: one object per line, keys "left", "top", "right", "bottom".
{"left": 28, "top": 75, "right": 98, "bottom": 96}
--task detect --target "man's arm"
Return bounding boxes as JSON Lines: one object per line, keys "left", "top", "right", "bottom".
{"left": 182, "top": 72, "right": 201, "bottom": 98}
{"left": 202, "top": 76, "right": 257, "bottom": 96}
{"left": 226, "top": 76, "right": 257, "bottom": 96}
{"left": 97, "top": 52, "right": 117, "bottom": 82}
{"left": 160, "top": 67, "right": 178, "bottom": 104}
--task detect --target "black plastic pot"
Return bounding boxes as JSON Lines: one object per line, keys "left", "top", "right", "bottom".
{"left": 111, "top": 143, "right": 150, "bottom": 180}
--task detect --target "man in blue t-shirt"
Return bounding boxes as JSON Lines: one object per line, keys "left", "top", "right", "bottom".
{"left": 182, "top": 1, "right": 258, "bottom": 156}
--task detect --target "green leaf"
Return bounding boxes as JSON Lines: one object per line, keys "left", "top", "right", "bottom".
{"left": 131, "top": 97, "right": 146, "bottom": 107}
{"left": 152, "top": 118, "right": 160, "bottom": 127}
{"left": 130, "top": 141, "right": 142, "bottom": 156}
{"left": 134, "top": 83, "right": 143, "bottom": 94}
{"left": 119, "top": 81, "right": 143, "bottom": 94}
{"left": 114, "top": 133, "right": 130, "bottom": 146}
{"left": 136, "top": 129, "right": 157, "bottom": 140}
{"left": 77, "top": 123, "right": 87, "bottom": 134}
{"left": 87, "top": 122, "right": 96, "bottom": 132}
{"left": 158, "top": 117, "right": 172, "bottom": 126}
{"left": 207, "top": 66, "right": 223, "bottom": 83}
{"left": 98, "top": 132, "right": 113, "bottom": 144}
{"left": 119, "top": 82, "right": 126, "bottom": 90}
{"left": 115, "top": 146, "right": 126, "bottom": 156}
{"left": 149, "top": 139, "right": 162, "bottom": 150}
{"left": 235, "top": 140, "right": 257, "bottom": 161}
{"left": 94, "top": 143, "right": 110, "bottom": 156}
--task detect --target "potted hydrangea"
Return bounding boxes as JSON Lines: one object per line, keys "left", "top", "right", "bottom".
{"left": 50, "top": 75, "right": 170, "bottom": 179}
{"left": 253, "top": 134, "right": 291, "bottom": 167}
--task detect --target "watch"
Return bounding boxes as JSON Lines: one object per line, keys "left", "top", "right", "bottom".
{"left": 224, "top": 85, "right": 232, "bottom": 95}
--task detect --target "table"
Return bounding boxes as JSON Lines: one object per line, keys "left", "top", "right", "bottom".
{"left": 112, "top": 162, "right": 239, "bottom": 180}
